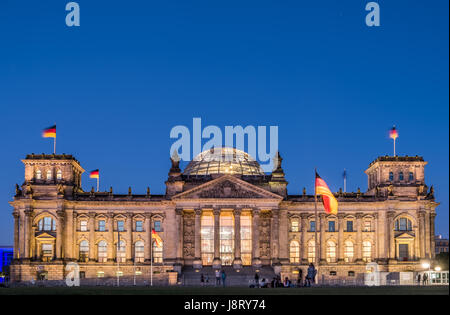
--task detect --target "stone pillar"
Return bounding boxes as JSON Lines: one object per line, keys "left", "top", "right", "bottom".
{"left": 271, "top": 210, "right": 280, "bottom": 264}
{"left": 300, "top": 213, "right": 308, "bottom": 264}
{"left": 355, "top": 213, "right": 363, "bottom": 262}
{"left": 56, "top": 210, "right": 65, "bottom": 259}
{"left": 24, "top": 209, "right": 33, "bottom": 260}
{"left": 373, "top": 213, "right": 378, "bottom": 259}
{"left": 13, "top": 212, "right": 20, "bottom": 260}
{"left": 278, "top": 209, "right": 289, "bottom": 264}
{"left": 418, "top": 211, "right": 426, "bottom": 259}
{"left": 88, "top": 213, "right": 96, "bottom": 261}
{"left": 212, "top": 208, "right": 221, "bottom": 268}
{"left": 319, "top": 213, "right": 326, "bottom": 263}
{"left": 252, "top": 209, "right": 261, "bottom": 267}
{"left": 64, "top": 209, "right": 74, "bottom": 260}
{"left": 19, "top": 212, "right": 25, "bottom": 259}
{"left": 144, "top": 214, "right": 152, "bottom": 262}
{"left": 108, "top": 213, "right": 115, "bottom": 261}
{"left": 233, "top": 208, "right": 242, "bottom": 269}
{"left": 193, "top": 209, "right": 202, "bottom": 269}
{"left": 337, "top": 214, "right": 345, "bottom": 263}
{"left": 387, "top": 211, "right": 396, "bottom": 260}
{"left": 430, "top": 213, "right": 436, "bottom": 259}
{"left": 424, "top": 212, "right": 431, "bottom": 259}
{"left": 377, "top": 211, "right": 387, "bottom": 261}
{"left": 175, "top": 208, "right": 184, "bottom": 263}
{"left": 126, "top": 213, "right": 133, "bottom": 262}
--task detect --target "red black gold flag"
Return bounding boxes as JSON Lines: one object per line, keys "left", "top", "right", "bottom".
{"left": 42, "top": 125, "right": 56, "bottom": 138}
{"left": 152, "top": 229, "right": 163, "bottom": 248}
{"left": 315, "top": 171, "right": 338, "bottom": 215}
{"left": 89, "top": 169, "right": 100, "bottom": 179}
{"left": 389, "top": 126, "right": 398, "bottom": 140}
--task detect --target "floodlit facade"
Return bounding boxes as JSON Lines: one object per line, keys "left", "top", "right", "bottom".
{"left": 9, "top": 148, "right": 438, "bottom": 283}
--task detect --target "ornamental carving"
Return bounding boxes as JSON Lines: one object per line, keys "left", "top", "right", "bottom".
{"left": 259, "top": 212, "right": 272, "bottom": 259}
{"left": 183, "top": 212, "right": 195, "bottom": 258}
{"left": 196, "top": 180, "right": 265, "bottom": 199}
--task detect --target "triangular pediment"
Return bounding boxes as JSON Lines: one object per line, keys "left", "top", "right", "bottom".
{"left": 395, "top": 232, "right": 415, "bottom": 239}
{"left": 35, "top": 232, "right": 56, "bottom": 239}
{"left": 172, "top": 175, "right": 283, "bottom": 200}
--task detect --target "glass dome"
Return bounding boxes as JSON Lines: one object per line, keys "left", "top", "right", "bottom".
{"left": 183, "top": 147, "right": 264, "bottom": 176}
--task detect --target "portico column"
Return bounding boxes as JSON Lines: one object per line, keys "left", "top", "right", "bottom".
{"left": 300, "top": 213, "right": 308, "bottom": 264}
{"left": 337, "top": 214, "right": 345, "bottom": 263}
{"left": 252, "top": 209, "right": 261, "bottom": 267}
{"left": 193, "top": 209, "right": 202, "bottom": 268}
{"left": 278, "top": 209, "right": 289, "bottom": 264}
{"left": 24, "top": 209, "right": 33, "bottom": 259}
{"left": 64, "top": 209, "right": 74, "bottom": 260}
{"left": 271, "top": 211, "right": 280, "bottom": 264}
{"left": 56, "top": 210, "right": 65, "bottom": 259}
{"left": 126, "top": 213, "right": 133, "bottom": 262}
{"left": 107, "top": 213, "right": 115, "bottom": 261}
{"left": 387, "top": 211, "right": 396, "bottom": 260}
{"left": 233, "top": 208, "right": 242, "bottom": 269}
{"left": 212, "top": 208, "right": 221, "bottom": 268}
{"left": 356, "top": 213, "right": 363, "bottom": 262}
{"left": 88, "top": 213, "right": 96, "bottom": 261}
{"left": 13, "top": 212, "right": 20, "bottom": 260}
{"left": 319, "top": 213, "right": 326, "bottom": 263}
{"left": 430, "top": 213, "right": 436, "bottom": 259}
{"left": 424, "top": 212, "right": 431, "bottom": 259}
{"left": 144, "top": 214, "right": 152, "bottom": 262}
{"left": 418, "top": 211, "right": 426, "bottom": 258}
{"left": 175, "top": 208, "right": 184, "bottom": 263}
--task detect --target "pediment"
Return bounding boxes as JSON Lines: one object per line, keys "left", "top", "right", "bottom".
{"left": 394, "top": 232, "right": 415, "bottom": 239}
{"left": 35, "top": 232, "right": 56, "bottom": 239}
{"left": 172, "top": 175, "right": 283, "bottom": 200}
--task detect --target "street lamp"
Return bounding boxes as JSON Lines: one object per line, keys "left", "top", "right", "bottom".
{"left": 435, "top": 266, "right": 441, "bottom": 272}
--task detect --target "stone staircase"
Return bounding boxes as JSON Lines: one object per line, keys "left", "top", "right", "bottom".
{"left": 180, "top": 266, "right": 277, "bottom": 287}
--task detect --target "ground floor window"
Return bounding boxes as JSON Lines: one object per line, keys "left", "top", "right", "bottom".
{"left": 201, "top": 215, "right": 214, "bottom": 265}
{"left": 308, "top": 240, "right": 316, "bottom": 263}
{"left": 344, "top": 241, "right": 354, "bottom": 263}
{"left": 363, "top": 241, "right": 372, "bottom": 262}
{"left": 220, "top": 215, "right": 234, "bottom": 266}
{"left": 135, "top": 241, "right": 144, "bottom": 262}
{"left": 240, "top": 215, "right": 252, "bottom": 265}
{"left": 326, "top": 241, "right": 337, "bottom": 263}
{"left": 290, "top": 241, "right": 300, "bottom": 263}
{"left": 398, "top": 244, "right": 409, "bottom": 261}
{"left": 152, "top": 241, "right": 163, "bottom": 263}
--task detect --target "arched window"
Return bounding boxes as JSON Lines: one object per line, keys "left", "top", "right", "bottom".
{"left": 117, "top": 240, "right": 126, "bottom": 262}
{"left": 46, "top": 170, "right": 52, "bottom": 180}
{"left": 344, "top": 241, "right": 354, "bottom": 262}
{"left": 79, "top": 240, "right": 89, "bottom": 260}
{"left": 135, "top": 241, "right": 144, "bottom": 262}
{"left": 289, "top": 241, "right": 300, "bottom": 263}
{"left": 363, "top": 241, "right": 372, "bottom": 262}
{"left": 56, "top": 170, "right": 62, "bottom": 180}
{"left": 409, "top": 172, "right": 414, "bottom": 182}
{"left": 36, "top": 169, "right": 42, "bottom": 180}
{"left": 98, "top": 241, "right": 107, "bottom": 262}
{"left": 326, "top": 241, "right": 337, "bottom": 263}
{"left": 389, "top": 172, "right": 394, "bottom": 181}
{"left": 395, "top": 218, "right": 412, "bottom": 231}
{"left": 307, "top": 240, "right": 316, "bottom": 263}
{"left": 38, "top": 217, "right": 56, "bottom": 231}
{"left": 399, "top": 172, "right": 404, "bottom": 181}
{"left": 152, "top": 241, "right": 163, "bottom": 263}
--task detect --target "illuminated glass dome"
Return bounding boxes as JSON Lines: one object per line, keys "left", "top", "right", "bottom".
{"left": 183, "top": 147, "right": 264, "bottom": 176}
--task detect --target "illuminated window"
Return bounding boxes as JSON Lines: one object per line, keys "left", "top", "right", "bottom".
{"left": 97, "top": 271, "right": 105, "bottom": 278}
{"left": 38, "top": 217, "right": 56, "bottom": 231}
{"left": 98, "top": 241, "right": 107, "bottom": 262}
{"left": 79, "top": 240, "right": 89, "bottom": 260}
{"left": 290, "top": 241, "right": 300, "bottom": 263}
{"left": 399, "top": 172, "right": 404, "bottom": 181}
{"left": 80, "top": 220, "right": 88, "bottom": 231}
{"left": 36, "top": 169, "right": 42, "bottom": 180}
{"left": 135, "top": 220, "right": 143, "bottom": 232}
{"left": 326, "top": 241, "right": 337, "bottom": 263}
{"left": 363, "top": 221, "right": 371, "bottom": 232}
{"left": 201, "top": 215, "right": 214, "bottom": 266}
{"left": 116, "top": 240, "right": 126, "bottom": 262}
{"left": 291, "top": 220, "right": 299, "bottom": 232}
{"left": 344, "top": 241, "right": 354, "bottom": 262}
{"left": 308, "top": 240, "right": 316, "bottom": 263}
{"left": 389, "top": 172, "right": 394, "bottom": 181}
{"left": 363, "top": 241, "right": 372, "bottom": 262}
{"left": 152, "top": 241, "right": 163, "bottom": 263}
{"left": 134, "top": 241, "right": 144, "bottom": 262}
{"left": 41, "top": 243, "right": 53, "bottom": 257}
{"left": 46, "top": 170, "right": 52, "bottom": 180}
{"left": 56, "top": 170, "right": 62, "bottom": 180}
{"left": 240, "top": 215, "right": 252, "bottom": 266}
{"left": 220, "top": 215, "right": 234, "bottom": 266}
{"left": 395, "top": 218, "right": 412, "bottom": 231}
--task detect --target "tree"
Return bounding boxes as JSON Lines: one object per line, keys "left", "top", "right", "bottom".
{"left": 435, "top": 252, "right": 449, "bottom": 270}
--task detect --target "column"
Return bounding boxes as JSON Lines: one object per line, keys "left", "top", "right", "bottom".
{"left": 126, "top": 213, "right": 133, "bottom": 261}
{"left": 144, "top": 214, "right": 152, "bottom": 262}
{"left": 378, "top": 211, "right": 387, "bottom": 260}
{"left": 233, "top": 208, "right": 242, "bottom": 268}
{"left": 213, "top": 208, "right": 221, "bottom": 267}
{"left": 24, "top": 209, "right": 33, "bottom": 259}
{"left": 300, "top": 213, "right": 308, "bottom": 264}
{"left": 373, "top": 213, "right": 378, "bottom": 259}
{"left": 337, "top": 214, "right": 345, "bottom": 263}
{"left": 19, "top": 212, "right": 25, "bottom": 259}
{"left": 418, "top": 211, "right": 426, "bottom": 259}
{"left": 193, "top": 209, "right": 202, "bottom": 268}
{"left": 88, "top": 213, "right": 96, "bottom": 261}
{"left": 175, "top": 208, "right": 183, "bottom": 262}
{"left": 319, "top": 213, "right": 326, "bottom": 263}
{"left": 13, "top": 213, "right": 20, "bottom": 260}
{"left": 430, "top": 213, "right": 436, "bottom": 259}
{"left": 424, "top": 212, "right": 430, "bottom": 259}
{"left": 64, "top": 209, "right": 74, "bottom": 260}
{"left": 108, "top": 213, "right": 115, "bottom": 261}
{"left": 271, "top": 210, "right": 280, "bottom": 264}
{"left": 387, "top": 211, "right": 396, "bottom": 260}
{"left": 252, "top": 209, "right": 261, "bottom": 266}
{"left": 56, "top": 210, "right": 65, "bottom": 259}
{"left": 356, "top": 213, "right": 363, "bottom": 262}
{"left": 278, "top": 209, "right": 289, "bottom": 263}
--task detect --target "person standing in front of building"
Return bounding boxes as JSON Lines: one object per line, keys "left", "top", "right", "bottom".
{"left": 416, "top": 273, "right": 421, "bottom": 286}
{"left": 254, "top": 272, "right": 260, "bottom": 288}
{"left": 200, "top": 273, "right": 205, "bottom": 286}
{"left": 215, "top": 269, "right": 221, "bottom": 286}
{"left": 221, "top": 269, "right": 227, "bottom": 287}
{"left": 307, "top": 263, "right": 316, "bottom": 287}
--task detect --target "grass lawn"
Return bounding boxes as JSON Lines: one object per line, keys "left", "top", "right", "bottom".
{"left": 0, "top": 285, "right": 448, "bottom": 295}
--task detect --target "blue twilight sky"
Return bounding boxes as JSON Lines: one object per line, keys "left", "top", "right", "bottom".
{"left": 0, "top": 0, "right": 448, "bottom": 245}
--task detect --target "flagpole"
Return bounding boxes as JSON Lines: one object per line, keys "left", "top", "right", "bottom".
{"left": 343, "top": 169, "right": 347, "bottom": 193}
{"left": 150, "top": 230, "right": 153, "bottom": 287}
{"left": 97, "top": 177, "right": 99, "bottom": 192}
{"left": 53, "top": 136, "right": 56, "bottom": 154}
{"left": 117, "top": 230, "right": 120, "bottom": 287}
{"left": 393, "top": 138, "right": 396, "bottom": 156}
{"left": 314, "top": 169, "right": 319, "bottom": 269}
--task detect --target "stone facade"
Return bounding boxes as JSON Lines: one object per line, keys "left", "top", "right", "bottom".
{"left": 9, "top": 150, "right": 438, "bottom": 283}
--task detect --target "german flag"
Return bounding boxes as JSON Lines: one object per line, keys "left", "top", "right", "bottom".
{"left": 315, "top": 171, "right": 338, "bottom": 215}
{"left": 42, "top": 125, "right": 56, "bottom": 138}
{"left": 152, "top": 229, "right": 163, "bottom": 248}
{"left": 389, "top": 126, "right": 398, "bottom": 140}
{"left": 89, "top": 169, "right": 99, "bottom": 179}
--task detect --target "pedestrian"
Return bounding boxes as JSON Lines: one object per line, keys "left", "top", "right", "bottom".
{"left": 416, "top": 273, "right": 421, "bottom": 286}
{"left": 283, "top": 277, "right": 290, "bottom": 287}
{"left": 200, "top": 273, "right": 205, "bottom": 286}
{"left": 307, "top": 263, "right": 317, "bottom": 286}
{"left": 423, "top": 273, "right": 428, "bottom": 285}
{"left": 215, "top": 269, "right": 221, "bottom": 286}
{"left": 221, "top": 269, "right": 227, "bottom": 287}
{"left": 205, "top": 274, "right": 209, "bottom": 285}
{"left": 254, "top": 272, "right": 260, "bottom": 288}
